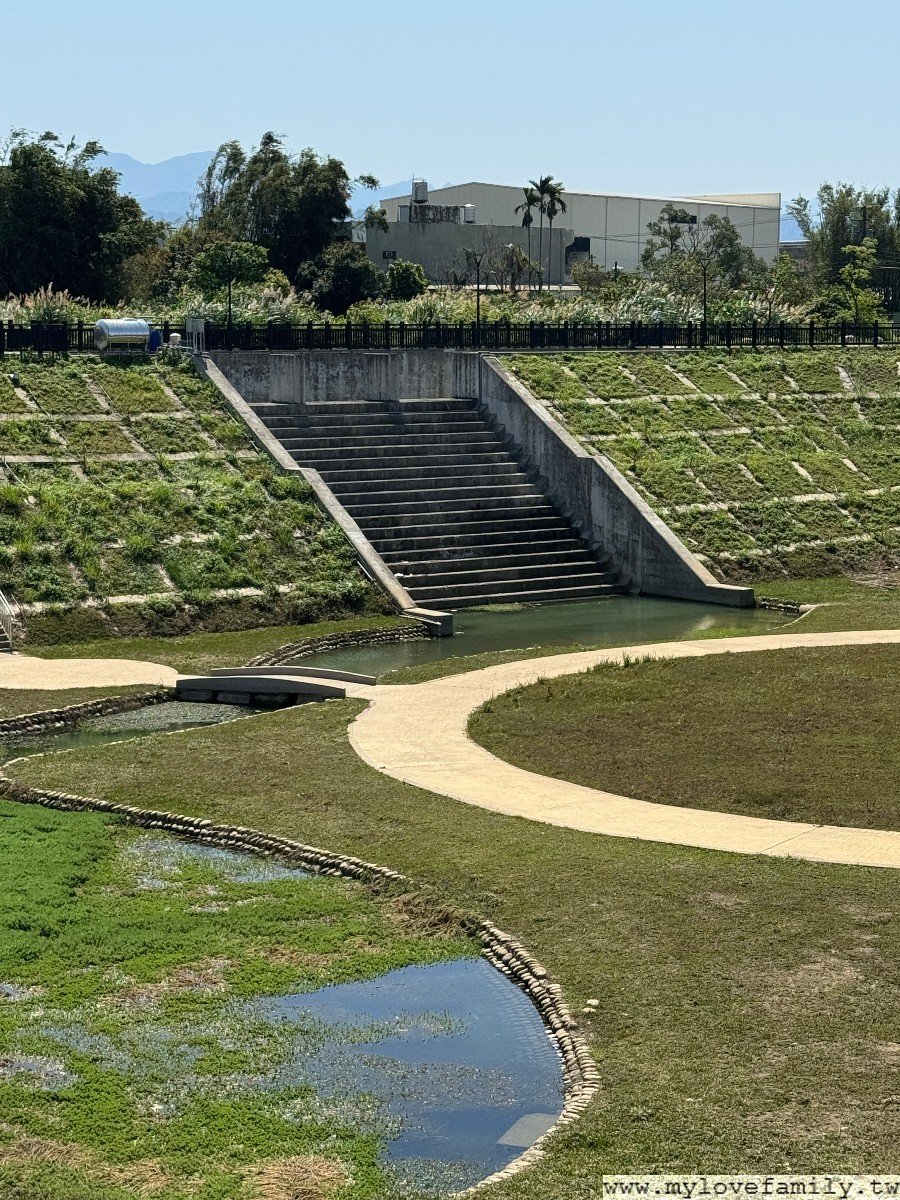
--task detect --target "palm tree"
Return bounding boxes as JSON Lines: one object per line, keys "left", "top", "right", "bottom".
{"left": 515, "top": 186, "right": 540, "bottom": 293}
{"left": 528, "top": 175, "right": 553, "bottom": 290}
{"left": 544, "top": 180, "right": 567, "bottom": 290}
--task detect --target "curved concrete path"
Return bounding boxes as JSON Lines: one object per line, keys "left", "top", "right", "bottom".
{"left": 351, "top": 630, "right": 900, "bottom": 870}
{"left": 0, "top": 653, "right": 180, "bottom": 690}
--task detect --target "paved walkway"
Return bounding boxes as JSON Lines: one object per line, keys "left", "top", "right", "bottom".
{"left": 350, "top": 630, "right": 900, "bottom": 870}
{"left": 0, "top": 653, "right": 180, "bottom": 690}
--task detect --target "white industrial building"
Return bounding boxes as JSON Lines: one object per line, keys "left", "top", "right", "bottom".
{"left": 369, "top": 181, "right": 781, "bottom": 285}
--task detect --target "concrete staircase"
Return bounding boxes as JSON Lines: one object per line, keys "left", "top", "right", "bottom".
{"left": 248, "top": 397, "right": 627, "bottom": 610}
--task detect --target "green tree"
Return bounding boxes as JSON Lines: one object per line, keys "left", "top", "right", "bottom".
{"left": 760, "top": 252, "right": 807, "bottom": 325}
{"left": 544, "top": 180, "right": 567, "bottom": 289}
{"left": 190, "top": 240, "right": 269, "bottom": 329}
{"left": 641, "top": 203, "right": 696, "bottom": 268}
{"left": 528, "top": 175, "right": 554, "bottom": 290}
{"left": 384, "top": 259, "right": 427, "bottom": 300}
{"left": 515, "top": 187, "right": 540, "bottom": 292}
{"left": 839, "top": 237, "right": 881, "bottom": 324}
{"left": 0, "top": 130, "right": 158, "bottom": 302}
{"left": 642, "top": 206, "right": 764, "bottom": 322}
{"left": 198, "top": 132, "right": 377, "bottom": 282}
{"left": 304, "top": 242, "right": 383, "bottom": 315}
{"left": 788, "top": 183, "right": 900, "bottom": 288}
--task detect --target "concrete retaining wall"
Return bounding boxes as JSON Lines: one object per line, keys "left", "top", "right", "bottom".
{"left": 478, "top": 357, "right": 753, "bottom": 607}
{"left": 209, "top": 348, "right": 481, "bottom": 407}
{"left": 207, "top": 349, "right": 753, "bottom": 608}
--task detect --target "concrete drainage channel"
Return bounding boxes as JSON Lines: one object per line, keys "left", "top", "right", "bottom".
{"left": 174, "top": 665, "right": 376, "bottom": 708}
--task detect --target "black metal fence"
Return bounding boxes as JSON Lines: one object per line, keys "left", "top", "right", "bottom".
{"left": 1, "top": 318, "right": 898, "bottom": 355}
{"left": 0, "top": 321, "right": 185, "bottom": 354}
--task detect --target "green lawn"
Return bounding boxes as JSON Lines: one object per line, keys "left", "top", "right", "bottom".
{"left": 0, "top": 798, "right": 471, "bottom": 1199}
{"left": 757, "top": 573, "right": 900, "bottom": 631}
{"left": 11, "top": 697, "right": 900, "bottom": 1193}
{"left": 470, "top": 644, "right": 900, "bottom": 830}
{"left": 31, "top": 615, "right": 409, "bottom": 676}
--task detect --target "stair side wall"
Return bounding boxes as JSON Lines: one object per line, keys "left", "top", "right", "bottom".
{"left": 478, "top": 357, "right": 753, "bottom": 607}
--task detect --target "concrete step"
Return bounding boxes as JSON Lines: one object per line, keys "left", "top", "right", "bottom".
{"left": 252, "top": 397, "right": 479, "bottom": 417}
{"left": 334, "top": 480, "right": 538, "bottom": 505}
{"left": 318, "top": 461, "right": 525, "bottom": 486}
{"left": 273, "top": 408, "right": 487, "bottom": 431}
{"left": 364, "top": 513, "right": 566, "bottom": 541}
{"left": 379, "top": 534, "right": 593, "bottom": 561}
{"left": 282, "top": 430, "right": 506, "bottom": 452}
{"left": 397, "top": 561, "right": 618, "bottom": 589}
{"left": 271, "top": 419, "right": 494, "bottom": 439}
{"left": 344, "top": 493, "right": 551, "bottom": 520}
{"left": 247, "top": 389, "right": 622, "bottom": 611}
{"left": 386, "top": 546, "right": 604, "bottom": 573}
{"left": 294, "top": 448, "right": 515, "bottom": 468}
{"left": 409, "top": 581, "right": 623, "bottom": 609}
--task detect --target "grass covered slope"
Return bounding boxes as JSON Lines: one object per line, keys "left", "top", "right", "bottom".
{"left": 11, "top": 701, "right": 900, "bottom": 1189}
{"left": 0, "top": 798, "right": 471, "bottom": 1199}
{"left": 503, "top": 349, "right": 900, "bottom": 580}
{"left": 0, "top": 355, "right": 384, "bottom": 633}
{"left": 470, "top": 644, "right": 900, "bottom": 830}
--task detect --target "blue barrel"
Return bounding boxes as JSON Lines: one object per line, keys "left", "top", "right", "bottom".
{"left": 149, "top": 329, "right": 163, "bottom": 351}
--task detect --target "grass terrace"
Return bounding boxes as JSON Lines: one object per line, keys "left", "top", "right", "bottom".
{"left": 502, "top": 349, "right": 900, "bottom": 579}
{"left": 0, "top": 355, "right": 386, "bottom": 637}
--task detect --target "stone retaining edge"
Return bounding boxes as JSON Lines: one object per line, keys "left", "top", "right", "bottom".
{"left": 0, "top": 688, "right": 174, "bottom": 738}
{"left": 0, "top": 771, "right": 598, "bottom": 1195}
{"left": 246, "top": 621, "right": 430, "bottom": 668}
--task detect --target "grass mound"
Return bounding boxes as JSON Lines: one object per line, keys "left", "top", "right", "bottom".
{"left": 503, "top": 349, "right": 900, "bottom": 579}
{"left": 470, "top": 643, "right": 900, "bottom": 830}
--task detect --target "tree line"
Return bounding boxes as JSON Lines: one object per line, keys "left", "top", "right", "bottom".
{"left": 0, "top": 126, "right": 896, "bottom": 326}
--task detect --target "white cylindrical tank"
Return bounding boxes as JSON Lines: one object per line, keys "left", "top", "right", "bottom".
{"left": 412, "top": 178, "right": 428, "bottom": 204}
{"left": 94, "top": 318, "right": 150, "bottom": 352}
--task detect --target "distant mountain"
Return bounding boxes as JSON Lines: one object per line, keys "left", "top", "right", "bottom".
{"left": 97, "top": 150, "right": 213, "bottom": 223}
{"left": 97, "top": 151, "right": 420, "bottom": 225}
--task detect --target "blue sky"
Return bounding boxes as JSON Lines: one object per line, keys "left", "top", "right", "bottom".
{"left": 2, "top": 0, "right": 895, "bottom": 206}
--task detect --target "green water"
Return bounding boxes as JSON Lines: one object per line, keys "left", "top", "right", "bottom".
{"left": 300, "top": 596, "right": 791, "bottom": 678}
{"left": 1, "top": 701, "right": 250, "bottom": 764}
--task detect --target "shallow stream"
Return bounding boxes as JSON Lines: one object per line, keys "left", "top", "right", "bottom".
{"left": 301, "top": 594, "right": 791, "bottom": 677}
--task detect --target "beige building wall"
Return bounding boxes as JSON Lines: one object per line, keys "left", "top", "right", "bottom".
{"left": 381, "top": 183, "right": 782, "bottom": 275}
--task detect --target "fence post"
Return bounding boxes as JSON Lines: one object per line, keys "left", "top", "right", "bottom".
{"left": 874, "top": 320, "right": 880, "bottom": 347}
{"left": 0, "top": 321, "right": 4, "bottom": 356}
{"left": 725, "top": 321, "right": 732, "bottom": 350}
{"left": 399, "top": 321, "right": 406, "bottom": 349}
{"left": 345, "top": 319, "right": 353, "bottom": 349}
{"left": 751, "top": 319, "right": 758, "bottom": 350}
{"left": 840, "top": 320, "right": 847, "bottom": 347}
{"left": 809, "top": 320, "right": 815, "bottom": 349}
{"left": 778, "top": 320, "right": 785, "bottom": 349}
